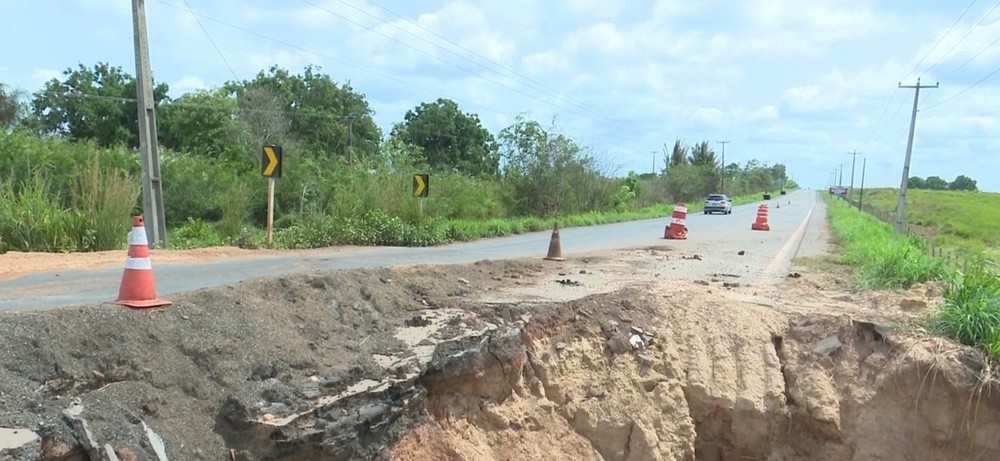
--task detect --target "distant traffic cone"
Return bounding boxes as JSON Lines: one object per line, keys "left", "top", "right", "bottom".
{"left": 115, "top": 216, "right": 171, "bottom": 308}
{"left": 543, "top": 222, "right": 566, "bottom": 261}
{"left": 664, "top": 202, "right": 688, "bottom": 240}
{"left": 751, "top": 203, "right": 770, "bottom": 231}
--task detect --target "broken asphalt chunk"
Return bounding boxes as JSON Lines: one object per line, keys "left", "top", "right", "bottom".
{"left": 813, "top": 335, "right": 843, "bottom": 357}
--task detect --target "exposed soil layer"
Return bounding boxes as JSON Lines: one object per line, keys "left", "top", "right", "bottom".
{"left": 389, "top": 280, "right": 1000, "bottom": 461}
{"left": 1, "top": 249, "right": 998, "bottom": 461}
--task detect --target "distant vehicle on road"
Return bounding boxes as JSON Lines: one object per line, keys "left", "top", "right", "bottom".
{"left": 704, "top": 194, "right": 733, "bottom": 214}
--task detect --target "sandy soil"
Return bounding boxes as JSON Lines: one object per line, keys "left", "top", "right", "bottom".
{"left": 0, "top": 246, "right": 369, "bottom": 281}
{"left": 1, "top": 208, "right": 998, "bottom": 460}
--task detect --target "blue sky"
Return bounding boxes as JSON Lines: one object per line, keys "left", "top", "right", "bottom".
{"left": 3, "top": 0, "right": 1000, "bottom": 191}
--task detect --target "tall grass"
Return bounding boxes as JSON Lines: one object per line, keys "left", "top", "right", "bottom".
{"left": 0, "top": 171, "right": 86, "bottom": 252}
{"left": 0, "top": 160, "right": 138, "bottom": 253}
{"left": 932, "top": 261, "right": 1000, "bottom": 360}
{"left": 827, "top": 196, "right": 944, "bottom": 288}
{"left": 71, "top": 153, "right": 140, "bottom": 251}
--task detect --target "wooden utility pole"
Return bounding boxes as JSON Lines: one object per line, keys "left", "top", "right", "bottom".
{"left": 858, "top": 157, "right": 867, "bottom": 211}
{"left": 715, "top": 140, "right": 729, "bottom": 194}
{"left": 894, "top": 78, "right": 938, "bottom": 233}
{"left": 132, "top": 0, "right": 166, "bottom": 247}
{"left": 848, "top": 150, "right": 861, "bottom": 203}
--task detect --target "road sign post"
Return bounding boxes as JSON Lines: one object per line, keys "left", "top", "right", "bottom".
{"left": 413, "top": 173, "right": 429, "bottom": 218}
{"left": 262, "top": 145, "right": 283, "bottom": 247}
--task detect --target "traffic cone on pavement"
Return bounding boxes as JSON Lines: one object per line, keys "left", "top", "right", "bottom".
{"left": 664, "top": 202, "right": 688, "bottom": 239}
{"left": 115, "top": 216, "right": 171, "bottom": 308}
{"left": 751, "top": 203, "right": 770, "bottom": 231}
{"left": 543, "top": 222, "right": 566, "bottom": 261}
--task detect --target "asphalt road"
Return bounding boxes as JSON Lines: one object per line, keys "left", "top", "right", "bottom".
{"left": 0, "top": 190, "right": 817, "bottom": 311}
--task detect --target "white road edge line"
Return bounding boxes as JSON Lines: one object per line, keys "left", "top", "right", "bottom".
{"left": 758, "top": 193, "right": 816, "bottom": 285}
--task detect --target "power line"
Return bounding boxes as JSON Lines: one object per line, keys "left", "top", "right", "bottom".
{"left": 180, "top": 0, "right": 239, "bottom": 81}
{"left": 865, "top": 87, "right": 897, "bottom": 143}
{"left": 939, "top": 26, "right": 1000, "bottom": 79}
{"left": 298, "top": 0, "right": 647, "bottom": 136}
{"left": 151, "top": 0, "right": 510, "bottom": 120}
{"left": 335, "top": 0, "right": 639, "bottom": 129}
{"left": 151, "top": 0, "right": 651, "bottom": 147}
{"left": 872, "top": 95, "right": 909, "bottom": 145}
{"left": 35, "top": 90, "right": 642, "bottom": 147}
{"left": 924, "top": 64, "right": 1000, "bottom": 110}
{"left": 925, "top": 1, "right": 1000, "bottom": 74}
{"left": 904, "top": 0, "right": 979, "bottom": 81}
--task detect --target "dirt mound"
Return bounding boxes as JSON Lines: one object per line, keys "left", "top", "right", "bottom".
{"left": 387, "top": 279, "right": 1000, "bottom": 461}
{"left": 0, "top": 260, "right": 544, "bottom": 460}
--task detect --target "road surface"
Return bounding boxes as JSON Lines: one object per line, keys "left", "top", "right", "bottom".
{"left": 0, "top": 190, "right": 817, "bottom": 311}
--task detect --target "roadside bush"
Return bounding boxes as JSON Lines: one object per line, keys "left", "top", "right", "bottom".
{"left": 932, "top": 261, "right": 1000, "bottom": 359}
{"left": 169, "top": 217, "right": 223, "bottom": 249}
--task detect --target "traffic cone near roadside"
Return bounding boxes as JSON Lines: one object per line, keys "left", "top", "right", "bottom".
{"left": 114, "top": 216, "right": 171, "bottom": 308}
{"left": 751, "top": 203, "right": 770, "bottom": 231}
{"left": 664, "top": 201, "right": 688, "bottom": 239}
{"left": 543, "top": 222, "right": 566, "bottom": 261}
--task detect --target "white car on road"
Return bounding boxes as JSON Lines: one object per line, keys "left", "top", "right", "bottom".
{"left": 704, "top": 194, "right": 733, "bottom": 214}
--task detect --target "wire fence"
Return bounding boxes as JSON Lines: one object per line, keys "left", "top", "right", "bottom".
{"left": 834, "top": 193, "right": 994, "bottom": 272}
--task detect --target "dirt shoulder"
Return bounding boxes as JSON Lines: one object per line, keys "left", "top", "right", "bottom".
{"left": 0, "top": 245, "right": 371, "bottom": 281}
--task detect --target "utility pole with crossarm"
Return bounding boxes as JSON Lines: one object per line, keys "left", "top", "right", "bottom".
{"left": 848, "top": 150, "right": 861, "bottom": 204}
{"left": 894, "top": 78, "right": 938, "bottom": 233}
{"left": 716, "top": 140, "right": 729, "bottom": 194}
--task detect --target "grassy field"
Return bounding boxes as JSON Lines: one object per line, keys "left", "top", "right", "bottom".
{"left": 856, "top": 188, "right": 1000, "bottom": 260}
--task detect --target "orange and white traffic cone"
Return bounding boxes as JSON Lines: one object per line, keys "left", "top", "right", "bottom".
{"left": 115, "top": 216, "right": 171, "bottom": 308}
{"left": 664, "top": 202, "right": 688, "bottom": 240}
{"left": 751, "top": 203, "right": 770, "bottom": 231}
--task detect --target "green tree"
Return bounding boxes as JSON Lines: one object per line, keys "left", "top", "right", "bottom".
{"left": 948, "top": 174, "right": 977, "bottom": 191}
{"left": 25, "top": 62, "right": 169, "bottom": 147}
{"left": 0, "top": 84, "right": 26, "bottom": 130}
{"left": 925, "top": 176, "right": 948, "bottom": 190}
{"left": 907, "top": 176, "right": 927, "bottom": 189}
{"left": 499, "top": 116, "right": 614, "bottom": 216}
{"left": 158, "top": 88, "right": 244, "bottom": 163}
{"left": 389, "top": 98, "right": 499, "bottom": 176}
{"left": 232, "top": 65, "right": 381, "bottom": 162}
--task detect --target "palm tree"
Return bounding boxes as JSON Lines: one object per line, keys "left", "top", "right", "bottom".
{"left": 688, "top": 141, "right": 718, "bottom": 167}
{"left": 669, "top": 139, "right": 688, "bottom": 167}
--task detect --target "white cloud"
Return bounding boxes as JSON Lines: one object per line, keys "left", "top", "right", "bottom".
{"left": 521, "top": 50, "right": 570, "bottom": 77}
{"left": 568, "top": 23, "right": 629, "bottom": 56}
{"left": 171, "top": 75, "right": 207, "bottom": 93}
{"left": 73, "top": 0, "right": 129, "bottom": 16}
{"left": 32, "top": 68, "right": 61, "bottom": 86}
